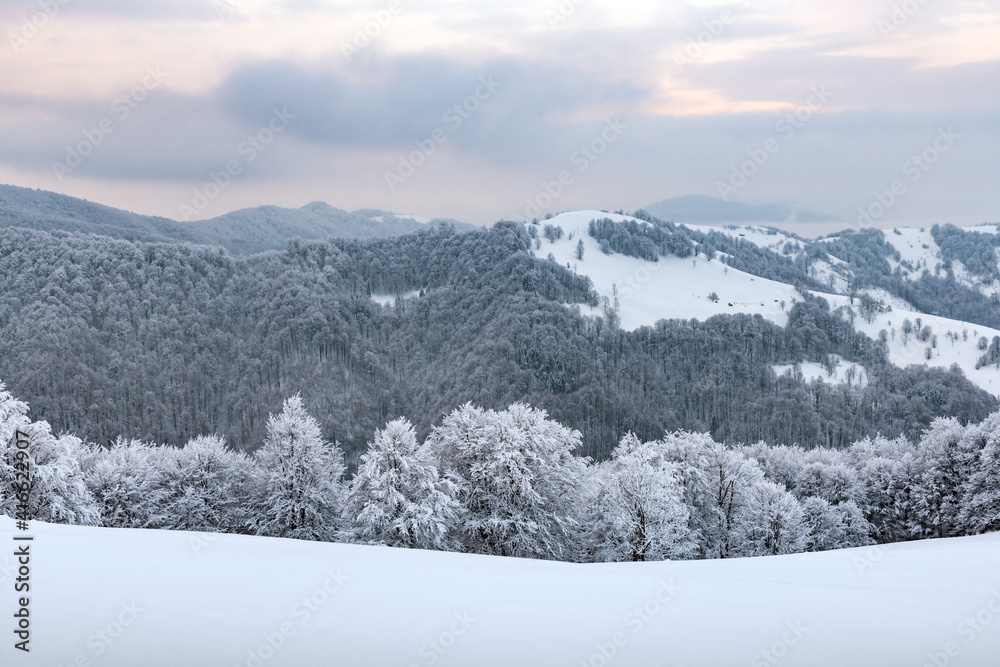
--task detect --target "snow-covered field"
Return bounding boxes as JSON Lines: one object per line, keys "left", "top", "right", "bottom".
{"left": 6, "top": 516, "right": 999, "bottom": 667}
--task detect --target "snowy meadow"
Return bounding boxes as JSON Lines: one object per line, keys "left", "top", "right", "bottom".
{"left": 4, "top": 380, "right": 1000, "bottom": 667}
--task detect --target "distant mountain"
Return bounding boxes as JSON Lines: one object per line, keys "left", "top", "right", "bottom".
{"left": 643, "top": 195, "right": 839, "bottom": 224}
{"left": 0, "top": 184, "right": 475, "bottom": 254}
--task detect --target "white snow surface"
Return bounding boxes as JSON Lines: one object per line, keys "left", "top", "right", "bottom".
{"left": 532, "top": 212, "right": 800, "bottom": 329}
{"left": 370, "top": 290, "right": 420, "bottom": 306}
{"left": 886, "top": 227, "right": 940, "bottom": 275}
{"left": 680, "top": 223, "right": 801, "bottom": 253}
{"left": 7, "top": 516, "right": 1000, "bottom": 667}
{"left": 883, "top": 227, "right": 1000, "bottom": 295}
{"left": 773, "top": 355, "right": 868, "bottom": 388}
{"left": 818, "top": 292, "right": 1000, "bottom": 396}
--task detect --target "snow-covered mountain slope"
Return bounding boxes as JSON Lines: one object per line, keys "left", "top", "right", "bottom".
{"left": 680, "top": 222, "right": 802, "bottom": 254}
{"left": 531, "top": 211, "right": 1000, "bottom": 396}
{"left": 532, "top": 211, "right": 802, "bottom": 329}
{"left": 7, "top": 516, "right": 999, "bottom": 667}
{"left": 884, "top": 226, "right": 1000, "bottom": 295}
{"left": 821, "top": 293, "right": 1000, "bottom": 394}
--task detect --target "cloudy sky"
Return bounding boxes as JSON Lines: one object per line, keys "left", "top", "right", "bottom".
{"left": 1, "top": 0, "right": 998, "bottom": 230}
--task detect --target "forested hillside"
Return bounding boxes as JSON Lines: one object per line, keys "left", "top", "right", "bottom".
{"left": 677, "top": 217, "right": 1000, "bottom": 332}
{"left": 1, "top": 220, "right": 994, "bottom": 462}
{"left": 0, "top": 184, "right": 471, "bottom": 254}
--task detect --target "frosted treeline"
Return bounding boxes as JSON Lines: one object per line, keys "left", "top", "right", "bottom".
{"left": 2, "top": 381, "right": 998, "bottom": 562}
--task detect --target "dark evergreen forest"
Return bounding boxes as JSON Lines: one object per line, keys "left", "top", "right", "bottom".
{"left": 1, "top": 222, "right": 995, "bottom": 464}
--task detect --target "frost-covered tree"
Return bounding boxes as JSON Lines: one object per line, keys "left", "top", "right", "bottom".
{"left": 81, "top": 438, "right": 167, "bottom": 528}
{"left": 251, "top": 395, "right": 346, "bottom": 541}
{"left": 345, "top": 418, "right": 463, "bottom": 550}
{"left": 850, "top": 436, "right": 921, "bottom": 543}
{"left": 793, "top": 460, "right": 862, "bottom": 506}
{"left": 658, "top": 431, "right": 765, "bottom": 559}
{"left": 742, "top": 442, "right": 806, "bottom": 492}
{"left": 733, "top": 480, "right": 807, "bottom": 557}
{"left": 0, "top": 383, "right": 99, "bottom": 525}
{"left": 912, "top": 417, "right": 976, "bottom": 537}
{"left": 588, "top": 434, "right": 693, "bottom": 562}
{"left": 158, "top": 435, "right": 258, "bottom": 534}
{"left": 1, "top": 383, "right": 37, "bottom": 517}
{"left": 19, "top": 430, "right": 99, "bottom": 526}
{"left": 426, "top": 403, "right": 588, "bottom": 560}
{"left": 960, "top": 411, "right": 1000, "bottom": 534}
{"left": 801, "top": 497, "right": 873, "bottom": 551}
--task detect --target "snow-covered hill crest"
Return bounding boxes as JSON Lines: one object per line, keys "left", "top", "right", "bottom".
{"left": 530, "top": 212, "right": 1000, "bottom": 396}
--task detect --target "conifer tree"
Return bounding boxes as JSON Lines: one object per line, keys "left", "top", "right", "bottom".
{"left": 345, "top": 418, "right": 463, "bottom": 549}
{"left": 252, "top": 395, "right": 346, "bottom": 541}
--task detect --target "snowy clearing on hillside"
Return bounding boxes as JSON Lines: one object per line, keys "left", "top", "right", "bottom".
{"left": 773, "top": 355, "right": 868, "bottom": 388}
{"left": 885, "top": 228, "right": 936, "bottom": 276}
{"left": 881, "top": 228, "right": 998, "bottom": 292}
{"left": 819, "top": 292, "right": 1000, "bottom": 396}
{"left": 370, "top": 290, "right": 420, "bottom": 306}
{"left": 681, "top": 223, "right": 800, "bottom": 253}
{"left": 531, "top": 211, "right": 801, "bottom": 329}
{"left": 7, "top": 517, "right": 999, "bottom": 667}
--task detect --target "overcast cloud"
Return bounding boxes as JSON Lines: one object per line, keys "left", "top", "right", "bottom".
{"left": 0, "top": 0, "right": 997, "bottom": 229}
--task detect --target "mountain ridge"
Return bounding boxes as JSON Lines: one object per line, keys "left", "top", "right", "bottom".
{"left": 0, "top": 183, "right": 476, "bottom": 254}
